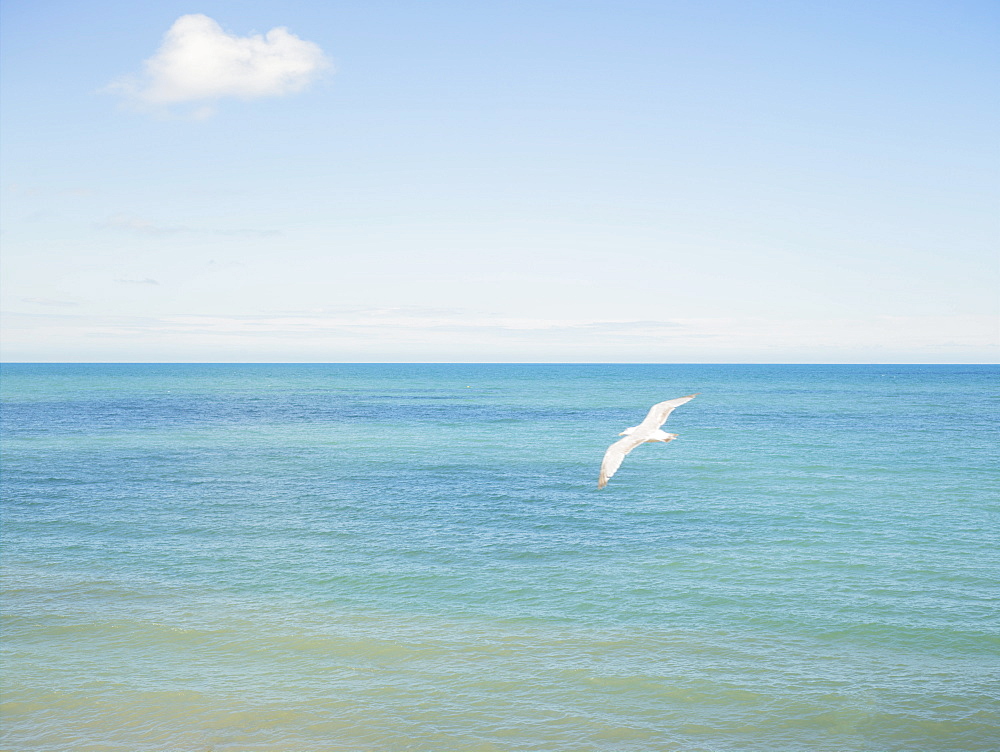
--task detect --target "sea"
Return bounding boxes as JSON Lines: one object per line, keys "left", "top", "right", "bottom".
{"left": 1, "top": 363, "right": 997, "bottom": 751}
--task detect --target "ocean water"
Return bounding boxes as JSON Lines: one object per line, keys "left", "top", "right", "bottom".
{"left": 1, "top": 363, "right": 997, "bottom": 751}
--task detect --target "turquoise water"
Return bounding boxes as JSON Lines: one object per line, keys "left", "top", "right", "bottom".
{"left": 1, "top": 363, "right": 998, "bottom": 751}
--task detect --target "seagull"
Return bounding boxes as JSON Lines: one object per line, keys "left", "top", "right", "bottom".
{"left": 598, "top": 394, "right": 698, "bottom": 489}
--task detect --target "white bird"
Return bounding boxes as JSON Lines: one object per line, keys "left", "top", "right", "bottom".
{"left": 598, "top": 394, "right": 698, "bottom": 489}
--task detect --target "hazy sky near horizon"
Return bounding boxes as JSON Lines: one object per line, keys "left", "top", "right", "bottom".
{"left": 2, "top": 0, "right": 997, "bottom": 362}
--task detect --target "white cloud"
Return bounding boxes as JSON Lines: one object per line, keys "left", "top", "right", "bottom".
{"left": 108, "top": 14, "right": 331, "bottom": 109}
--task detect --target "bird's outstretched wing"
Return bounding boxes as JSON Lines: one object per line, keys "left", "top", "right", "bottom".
{"left": 598, "top": 393, "right": 698, "bottom": 489}
{"left": 598, "top": 435, "right": 645, "bottom": 489}
{"left": 635, "top": 393, "right": 699, "bottom": 431}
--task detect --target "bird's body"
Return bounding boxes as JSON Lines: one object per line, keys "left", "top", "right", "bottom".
{"left": 597, "top": 394, "right": 698, "bottom": 489}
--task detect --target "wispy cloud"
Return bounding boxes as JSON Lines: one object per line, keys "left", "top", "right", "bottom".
{"left": 2, "top": 309, "right": 996, "bottom": 362}
{"left": 114, "top": 277, "right": 160, "bottom": 286}
{"left": 100, "top": 213, "right": 280, "bottom": 237}
{"left": 101, "top": 214, "right": 184, "bottom": 235}
{"left": 20, "top": 297, "right": 82, "bottom": 308}
{"left": 78, "top": 311, "right": 1000, "bottom": 352}
{"left": 106, "top": 14, "right": 331, "bottom": 115}
{"left": 6, "top": 183, "right": 96, "bottom": 197}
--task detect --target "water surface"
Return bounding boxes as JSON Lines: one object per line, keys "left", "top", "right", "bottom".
{"left": 2, "top": 364, "right": 998, "bottom": 750}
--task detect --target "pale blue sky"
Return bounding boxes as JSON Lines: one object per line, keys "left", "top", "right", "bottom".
{"left": 2, "top": 0, "right": 997, "bottom": 362}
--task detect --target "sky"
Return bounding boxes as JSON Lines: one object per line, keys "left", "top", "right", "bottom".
{"left": 1, "top": 0, "right": 997, "bottom": 363}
